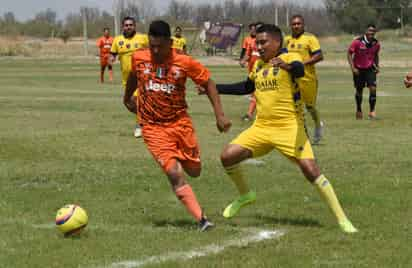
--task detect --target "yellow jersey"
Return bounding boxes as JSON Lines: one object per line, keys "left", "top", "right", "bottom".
{"left": 284, "top": 32, "right": 321, "bottom": 79}
{"left": 111, "top": 33, "right": 149, "bottom": 88}
{"left": 171, "top": 36, "right": 187, "bottom": 51}
{"left": 249, "top": 52, "right": 304, "bottom": 126}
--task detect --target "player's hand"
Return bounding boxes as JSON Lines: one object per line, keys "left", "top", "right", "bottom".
{"left": 271, "top": 57, "right": 287, "bottom": 69}
{"left": 373, "top": 65, "right": 380, "bottom": 74}
{"left": 123, "top": 95, "right": 137, "bottom": 113}
{"left": 404, "top": 77, "right": 412, "bottom": 88}
{"left": 196, "top": 84, "right": 207, "bottom": 95}
{"left": 239, "top": 59, "right": 247, "bottom": 68}
{"left": 216, "top": 115, "right": 231, "bottom": 133}
{"left": 352, "top": 67, "right": 359, "bottom": 75}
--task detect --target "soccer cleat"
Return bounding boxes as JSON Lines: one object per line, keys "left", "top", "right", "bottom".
{"left": 223, "top": 191, "right": 256, "bottom": 218}
{"left": 313, "top": 121, "right": 324, "bottom": 145}
{"left": 134, "top": 127, "right": 142, "bottom": 138}
{"left": 356, "top": 111, "right": 363, "bottom": 120}
{"left": 198, "top": 217, "right": 214, "bottom": 232}
{"left": 338, "top": 219, "right": 358, "bottom": 233}
{"left": 368, "top": 111, "right": 377, "bottom": 120}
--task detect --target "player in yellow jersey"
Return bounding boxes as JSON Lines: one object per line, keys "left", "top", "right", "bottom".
{"left": 213, "top": 24, "right": 357, "bottom": 233}
{"left": 171, "top": 26, "right": 187, "bottom": 54}
{"left": 110, "top": 16, "right": 148, "bottom": 138}
{"left": 284, "top": 15, "right": 324, "bottom": 144}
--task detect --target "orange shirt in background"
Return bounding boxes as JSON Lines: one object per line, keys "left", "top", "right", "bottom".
{"left": 96, "top": 36, "right": 114, "bottom": 66}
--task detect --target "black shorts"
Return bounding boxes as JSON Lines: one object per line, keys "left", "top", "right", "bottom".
{"left": 353, "top": 68, "right": 377, "bottom": 88}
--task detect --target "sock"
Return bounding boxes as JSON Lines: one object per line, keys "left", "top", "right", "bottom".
{"left": 247, "top": 97, "right": 256, "bottom": 117}
{"left": 369, "top": 92, "right": 376, "bottom": 112}
{"left": 175, "top": 184, "right": 202, "bottom": 221}
{"left": 307, "top": 106, "right": 321, "bottom": 127}
{"left": 100, "top": 71, "right": 104, "bottom": 83}
{"left": 109, "top": 69, "right": 113, "bottom": 81}
{"left": 313, "top": 175, "right": 348, "bottom": 223}
{"left": 355, "top": 88, "right": 363, "bottom": 112}
{"left": 225, "top": 164, "right": 249, "bottom": 195}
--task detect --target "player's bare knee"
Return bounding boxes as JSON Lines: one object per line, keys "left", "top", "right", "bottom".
{"left": 298, "top": 159, "right": 321, "bottom": 182}
{"left": 185, "top": 166, "right": 201, "bottom": 178}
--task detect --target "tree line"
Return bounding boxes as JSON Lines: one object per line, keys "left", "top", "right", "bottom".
{"left": 0, "top": 0, "right": 411, "bottom": 40}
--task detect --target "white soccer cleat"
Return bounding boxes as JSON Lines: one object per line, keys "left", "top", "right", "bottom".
{"left": 134, "top": 127, "right": 142, "bottom": 138}
{"left": 313, "top": 121, "right": 324, "bottom": 145}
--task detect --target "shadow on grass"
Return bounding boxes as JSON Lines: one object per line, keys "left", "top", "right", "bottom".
{"left": 152, "top": 219, "right": 196, "bottom": 230}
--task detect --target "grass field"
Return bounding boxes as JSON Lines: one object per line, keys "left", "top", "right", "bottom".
{"left": 1, "top": 57, "right": 412, "bottom": 268}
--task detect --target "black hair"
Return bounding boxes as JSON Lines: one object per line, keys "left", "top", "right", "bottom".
{"left": 367, "top": 23, "right": 376, "bottom": 29}
{"left": 256, "top": 24, "right": 283, "bottom": 46}
{"left": 103, "top": 27, "right": 110, "bottom": 32}
{"left": 149, "top": 20, "right": 171, "bottom": 38}
{"left": 248, "top": 22, "right": 256, "bottom": 29}
{"left": 175, "top": 26, "right": 182, "bottom": 31}
{"left": 291, "top": 14, "right": 304, "bottom": 22}
{"left": 122, "top": 16, "right": 136, "bottom": 25}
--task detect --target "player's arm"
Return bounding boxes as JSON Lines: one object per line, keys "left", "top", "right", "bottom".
{"left": 215, "top": 78, "right": 255, "bottom": 95}
{"left": 124, "top": 71, "right": 137, "bottom": 114}
{"left": 201, "top": 79, "right": 231, "bottom": 132}
{"left": 347, "top": 41, "right": 359, "bottom": 75}
{"left": 374, "top": 52, "right": 380, "bottom": 73}
{"left": 304, "top": 51, "right": 323, "bottom": 65}
{"left": 404, "top": 70, "right": 412, "bottom": 88}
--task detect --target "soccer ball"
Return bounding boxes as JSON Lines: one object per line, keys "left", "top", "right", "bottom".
{"left": 55, "top": 204, "right": 88, "bottom": 236}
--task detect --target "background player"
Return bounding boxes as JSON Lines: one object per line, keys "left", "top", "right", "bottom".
{"left": 239, "top": 22, "right": 261, "bottom": 121}
{"left": 110, "top": 16, "right": 148, "bottom": 137}
{"left": 213, "top": 24, "right": 357, "bottom": 233}
{"left": 347, "top": 24, "right": 380, "bottom": 120}
{"left": 171, "top": 26, "right": 187, "bottom": 54}
{"left": 124, "top": 20, "right": 231, "bottom": 231}
{"left": 96, "top": 27, "right": 114, "bottom": 83}
{"left": 284, "top": 15, "right": 324, "bottom": 144}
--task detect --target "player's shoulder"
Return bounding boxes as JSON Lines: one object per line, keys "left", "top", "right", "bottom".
{"left": 132, "top": 48, "right": 150, "bottom": 61}
{"left": 280, "top": 51, "right": 302, "bottom": 62}
{"left": 302, "top": 32, "right": 319, "bottom": 41}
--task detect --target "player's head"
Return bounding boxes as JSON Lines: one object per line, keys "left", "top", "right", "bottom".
{"left": 255, "top": 24, "right": 283, "bottom": 62}
{"left": 122, "top": 16, "right": 136, "bottom": 38}
{"left": 148, "top": 20, "right": 172, "bottom": 63}
{"left": 174, "top": 26, "right": 182, "bottom": 37}
{"left": 248, "top": 23, "right": 257, "bottom": 37}
{"left": 365, "top": 24, "right": 377, "bottom": 40}
{"left": 103, "top": 27, "right": 110, "bottom": 37}
{"left": 290, "top": 14, "right": 304, "bottom": 36}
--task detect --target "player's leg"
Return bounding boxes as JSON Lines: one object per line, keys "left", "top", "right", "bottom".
{"left": 100, "top": 65, "right": 106, "bottom": 83}
{"left": 108, "top": 64, "right": 113, "bottom": 82}
{"left": 220, "top": 144, "right": 256, "bottom": 218}
{"left": 132, "top": 91, "right": 142, "bottom": 138}
{"left": 367, "top": 69, "right": 377, "bottom": 119}
{"left": 142, "top": 124, "right": 211, "bottom": 230}
{"left": 354, "top": 71, "right": 365, "bottom": 119}
{"left": 296, "top": 159, "right": 358, "bottom": 233}
{"left": 303, "top": 79, "right": 323, "bottom": 144}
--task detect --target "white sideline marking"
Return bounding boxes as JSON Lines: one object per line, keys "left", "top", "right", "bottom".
{"left": 109, "top": 229, "right": 285, "bottom": 268}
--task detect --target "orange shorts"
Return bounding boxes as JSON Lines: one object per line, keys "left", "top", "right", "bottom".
{"left": 142, "top": 116, "right": 201, "bottom": 172}
{"left": 100, "top": 54, "right": 111, "bottom": 67}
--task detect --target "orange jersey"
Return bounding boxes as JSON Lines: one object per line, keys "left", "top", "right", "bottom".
{"left": 96, "top": 36, "right": 114, "bottom": 55}
{"left": 131, "top": 49, "right": 210, "bottom": 125}
{"left": 242, "top": 36, "right": 260, "bottom": 72}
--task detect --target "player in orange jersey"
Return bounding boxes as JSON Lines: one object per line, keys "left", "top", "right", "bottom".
{"left": 96, "top": 28, "right": 114, "bottom": 83}
{"left": 239, "top": 22, "right": 262, "bottom": 121}
{"left": 124, "top": 20, "right": 231, "bottom": 231}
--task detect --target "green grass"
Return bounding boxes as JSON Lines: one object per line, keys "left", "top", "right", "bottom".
{"left": 1, "top": 58, "right": 412, "bottom": 268}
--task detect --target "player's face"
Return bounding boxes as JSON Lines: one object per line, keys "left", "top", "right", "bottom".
{"left": 175, "top": 28, "right": 182, "bottom": 37}
{"left": 256, "top": 32, "right": 281, "bottom": 62}
{"left": 104, "top": 29, "right": 110, "bottom": 38}
{"left": 123, "top": 20, "right": 136, "bottom": 38}
{"left": 291, "top": 18, "right": 304, "bottom": 36}
{"left": 250, "top": 26, "right": 257, "bottom": 37}
{"left": 365, "top": 27, "right": 377, "bottom": 40}
{"left": 149, "top": 36, "right": 172, "bottom": 63}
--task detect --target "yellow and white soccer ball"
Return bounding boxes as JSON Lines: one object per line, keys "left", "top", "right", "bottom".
{"left": 55, "top": 204, "right": 88, "bottom": 236}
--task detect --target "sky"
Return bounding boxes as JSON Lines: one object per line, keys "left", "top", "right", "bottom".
{"left": 0, "top": 0, "right": 323, "bottom": 21}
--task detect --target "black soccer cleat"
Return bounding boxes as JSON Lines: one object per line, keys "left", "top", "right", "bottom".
{"left": 198, "top": 217, "right": 214, "bottom": 232}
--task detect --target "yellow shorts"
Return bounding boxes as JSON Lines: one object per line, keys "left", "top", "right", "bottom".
{"left": 231, "top": 121, "right": 314, "bottom": 160}
{"left": 300, "top": 78, "right": 318, "bottom": 107}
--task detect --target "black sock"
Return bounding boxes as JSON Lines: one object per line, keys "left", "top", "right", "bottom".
{"left": 369, "top": 92, "right": 376, "bottom": 112}
{"left": 355, "top": 88, "right": 363, "bottom": 112}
